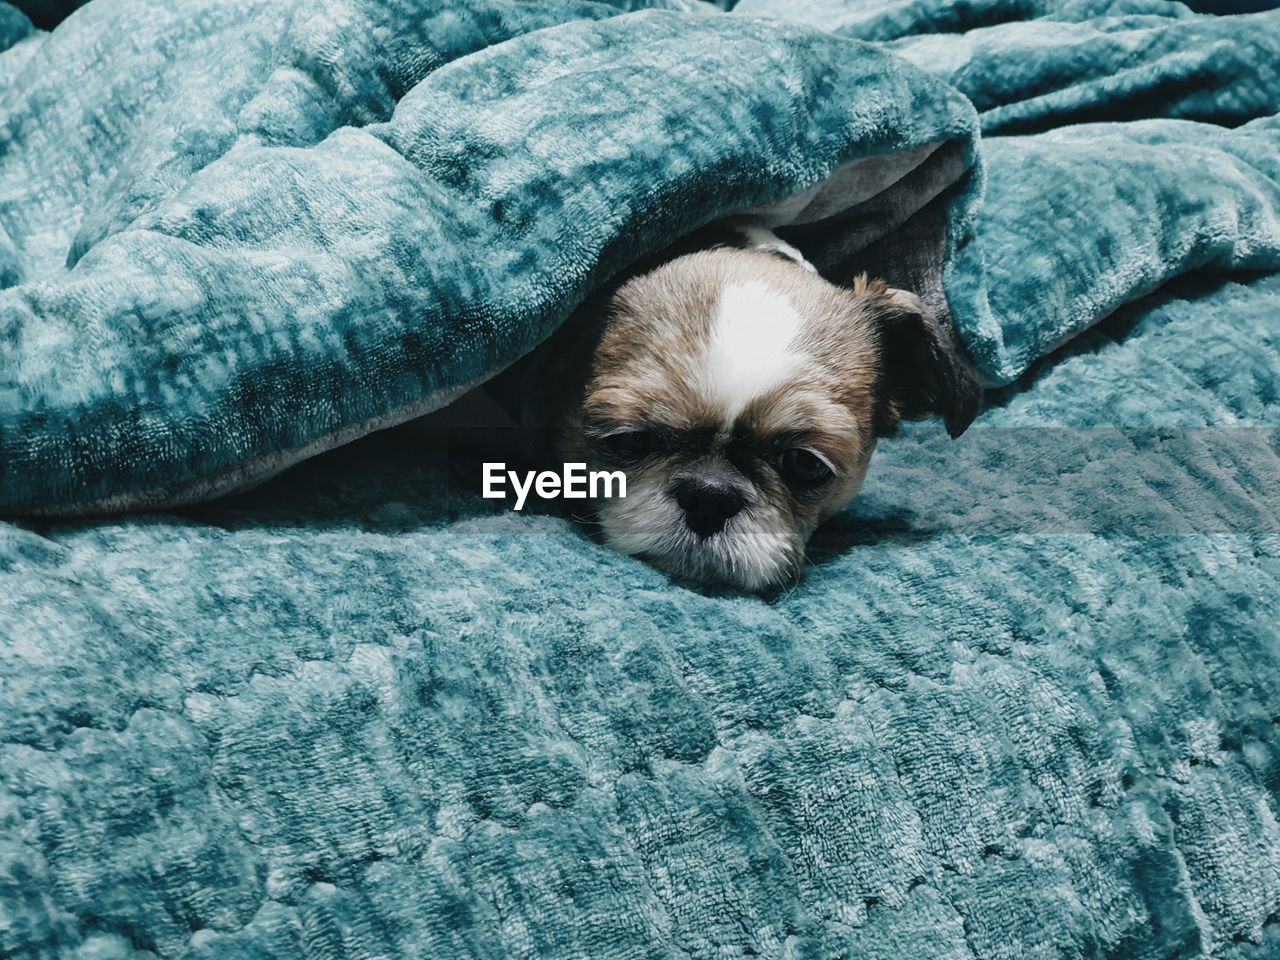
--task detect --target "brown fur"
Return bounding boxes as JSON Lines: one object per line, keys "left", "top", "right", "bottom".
{"left": 547, "top": 249, "right": 922, "bottom": 590}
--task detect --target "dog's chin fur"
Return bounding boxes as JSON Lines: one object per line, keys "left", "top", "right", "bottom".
{"left": 596, "top": 472, "right": 803, "bottom": 592}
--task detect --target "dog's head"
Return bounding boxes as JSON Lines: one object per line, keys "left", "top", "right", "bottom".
{"left": 556, "top": 246, "right": 980, "bottom": 590}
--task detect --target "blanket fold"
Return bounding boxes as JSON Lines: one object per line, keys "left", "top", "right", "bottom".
{"left": 0, "top": 0, "right": 980, "bottom": 513}
{"left": 4, "top": 0, "right": 1280, "bottom": 510}
{"left": 952, "top": 115, "right": 1280, "bottom": 383}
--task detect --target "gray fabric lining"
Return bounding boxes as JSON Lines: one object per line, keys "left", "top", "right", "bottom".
{"left": 782, "top": 140, "right": 974, "bottom": 352}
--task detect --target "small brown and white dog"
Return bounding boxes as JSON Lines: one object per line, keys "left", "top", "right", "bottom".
{"left": 496, "top": 221, "right": 981, "bottom": 591}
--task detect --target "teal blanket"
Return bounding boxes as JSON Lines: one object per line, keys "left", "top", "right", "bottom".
{"left": 2, "top": 0, "right": 985, "bottom": 512}
{"left": 3, "top": 1, "right": 1280, "bottom": 958}
{"left": 2, "top": 0, "right": 1278, "bottom": 511}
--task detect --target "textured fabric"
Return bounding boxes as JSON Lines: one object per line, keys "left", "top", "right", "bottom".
{"left": 3, "top": 0, "right": 1280, "bottom": 510}
{"left": 0, "top": 5, "right": 31, "bottom": 50}
{"left": 889, "top": 7, "right": 1280, "bottom": 134}
{"left": 949, "top": 115, "right": 1280, "bottom": 382}
{"left": 3, "top": 1, "right": 1280, "bottom": 958}
{"left": 2, "top": 274, "right": 1279, "bottom": 960}
{"left": 0, "top": 0, "right": 980, "bottom": 513}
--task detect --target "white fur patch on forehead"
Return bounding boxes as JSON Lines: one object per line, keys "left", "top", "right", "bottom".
{"left": 694, "top": 280, "right": 805, "bottom": 423}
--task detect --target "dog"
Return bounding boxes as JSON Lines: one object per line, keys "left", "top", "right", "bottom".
{"left": 491, "top": 220, "right": 982, "bottom": 591}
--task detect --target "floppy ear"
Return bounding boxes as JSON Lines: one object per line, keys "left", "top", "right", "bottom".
{"left": 871, "top": 286, "right": 982, "bottom": 439}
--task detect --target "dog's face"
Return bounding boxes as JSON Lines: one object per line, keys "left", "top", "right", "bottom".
{"left": 555, "top": 247, "right": 979, "bottom": 591}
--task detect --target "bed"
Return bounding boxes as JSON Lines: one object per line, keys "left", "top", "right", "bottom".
{"left": 2, "top": 0, "right": 1278, "bottom": 956}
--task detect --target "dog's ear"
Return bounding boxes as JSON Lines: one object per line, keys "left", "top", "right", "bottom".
{"left": 870, "top": 286, "right": 982, "bottom": 439}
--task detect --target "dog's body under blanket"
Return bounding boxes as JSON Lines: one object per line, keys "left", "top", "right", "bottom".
{"left": 2, "top": 0, "right": 1280, "bottom": 958}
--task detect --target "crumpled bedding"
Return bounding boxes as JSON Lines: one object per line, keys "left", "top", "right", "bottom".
{"left": 1, "top": 0, "right": 1278, "bottom": 510}
{"left": 3, "top": 274, "right": 1278, "bottom": 960}
{"left": 2, "top": 0, "right": 1280, "bottom": 958}
{"left": 0, "top": 0, "right": 984, "bottom": 512}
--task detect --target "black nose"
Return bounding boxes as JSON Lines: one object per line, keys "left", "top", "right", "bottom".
{"left": 673, "top": 479, "right": 745, "bottom": 539}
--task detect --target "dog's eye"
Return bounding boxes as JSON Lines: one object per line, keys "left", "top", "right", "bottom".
{"left": 600, "top": 429, "right": 656, "bottom": 462}
{"left": 778, "top": 448, "right": 834, "bottom": 487}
